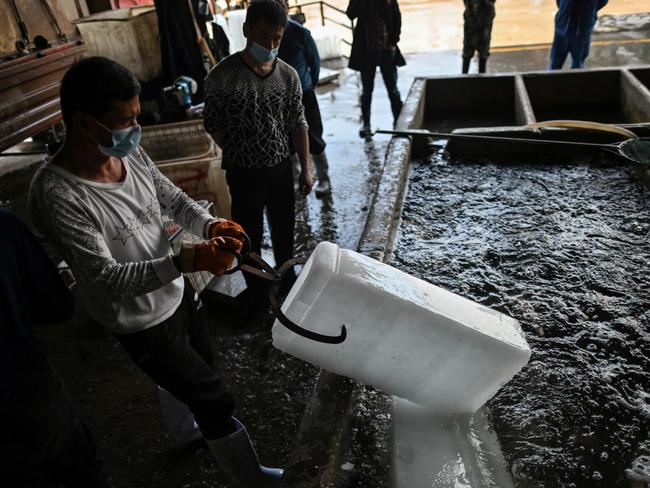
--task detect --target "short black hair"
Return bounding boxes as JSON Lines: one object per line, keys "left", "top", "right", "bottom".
{"left": 60, "top": 56, "right": 141, "bottom": 128}
{"left": 245, "top": 0, "right": 287, "bottom": 29}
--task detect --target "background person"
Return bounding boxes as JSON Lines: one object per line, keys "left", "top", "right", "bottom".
{"left": 29, "top": 56, "right": 281, "bottom": 487}
{"left": 204, "top": 0, "right": 312, "bottom": 302}
{"left": 462, "top": 0, "right": 496, "bottom": 74}
{"left": 0, "top": 208, "right": 110, "bottom": 488}
{"left": 277, "top": 2, "right": 332, "bottom": 197}
{"left": 347, "top": 0, "right": 406, "bottom": 139}
{"left": 549, "top": 0, "right": 609, "bottom": 69}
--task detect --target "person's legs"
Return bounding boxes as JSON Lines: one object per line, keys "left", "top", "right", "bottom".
{"left": 158, "top": 282, "right": 212, "bottom": 450}
{"left": 226, "top": 168, "right": 269, "bottom": 303}
{"left": 302, "top": 89, "right": 326, "bottom": 156}
{"left": 117, "top": 293, "right": 282, "bottom": 485}
{"left": 185, "top": 282, "right": 213, "bottom": 365}
{"left": 44, "top": 416, "right": 110, "bottom": 488}
{"left": 462, "top": 56, "right": 472, "bottom": 74}
{"left": 569, "top": 29, "right": 592, "bottom": 69}
{"left": 116, "top": 294, "right": 236, "bottom": 440}
{"left": 158, "top": 386, "right": 203, "bottom": 450}
{"left": 311, "top": 151, "right": 331, "bottom": 196}
{"left": 462, "top": 11, "right": 477, "bottom": 74}
{"left": 477, "top": 18, "right": 494, "bottom": 74}
{"left": 226, "top": 168, "right": 265, "bottom": 255}
{"left": 359, "top": 65, "right": 376, "bottom": 137}
{"left": 265, "top": 163, "right": 296, "bottom": 292}
{"left": 549, "top": 32, "right": 570, "bottom": 69}
{"left": 302, "top": 89, "right": 330, "bottom": 196}
{"left": 478, "top": 57, "right": 487, "bottom": 73}
{"left": 379, "top": 58, "right": 402, "bottom": 125}
{"left": 581, "top": 29, "right": 592, "bottom": 67}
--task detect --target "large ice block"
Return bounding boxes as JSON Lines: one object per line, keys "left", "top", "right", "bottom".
{"left": 272, "top": 242, "right": 531, "bottom": 414}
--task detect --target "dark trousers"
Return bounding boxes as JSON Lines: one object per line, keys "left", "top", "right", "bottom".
{"left": 117, "top": 283, "right": 235, "bottom": 440}
{"left": 462, "top": 7, "right": 495, "bottom": 59}
{"left": 226, "top": 162, "right": 295, "bottom": 269}
{"left": 549, "top": 29, "right": 593, "bottom": 69}
{"left": 360, "top": 54, "right": 402, "bottom": 124}
{"left": 302, "top": 89, "right": 326, "bottom": 155}
{"left": 2, "top": 379, "right": 109, "bottom": 488}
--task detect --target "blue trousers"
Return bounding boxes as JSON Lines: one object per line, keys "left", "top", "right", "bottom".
{"left": 549, "top": 30, "right": 593, "bottom": 69}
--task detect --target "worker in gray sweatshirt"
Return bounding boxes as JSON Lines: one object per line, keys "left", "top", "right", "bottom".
{"left": 29, "top": 56, "right": 282, "bottom": 487}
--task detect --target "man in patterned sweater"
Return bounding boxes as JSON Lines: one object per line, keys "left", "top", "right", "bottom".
{"left": 204, "top": 0, "right": 312, "bottom": 299}
{"left": 29, "top": 57, "right": 282, "bottom": 486}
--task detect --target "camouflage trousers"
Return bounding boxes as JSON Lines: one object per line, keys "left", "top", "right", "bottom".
{"left": 463, "top": 8, "right": 496, "bottom": 58}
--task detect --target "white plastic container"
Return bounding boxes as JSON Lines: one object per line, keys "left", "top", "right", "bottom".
{"left": 74, "top": 7, "right": 161, "bottom": 81}
{"left": 272, "top": 242, "right": 531, "bottom": 415}
{"left": 226, "top": 9, "right": 247, "bottom": 54}
{"left": 309, "top": 26, "right": 345, "bottom": 60}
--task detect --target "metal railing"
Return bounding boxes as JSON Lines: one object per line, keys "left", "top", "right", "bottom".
{"left": 289, "top": 1, "right": 354, "bottom": 46}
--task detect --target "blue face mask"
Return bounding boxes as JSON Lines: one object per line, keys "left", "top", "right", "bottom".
{"left": 89, "top": 117, "right": 142, "bottom": 158}
{"left": 249, "top": 41, "right": 278, "bottom": 63}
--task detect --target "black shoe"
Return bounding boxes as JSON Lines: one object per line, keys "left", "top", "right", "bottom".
{"left": 359, "top": 124, "right": 372, "bottom": 139}
{"left": 462, "top": 56, "right": 471, "bottom": 74}
{"left": 479, "top": 57, "right": 487, "bottom": 73}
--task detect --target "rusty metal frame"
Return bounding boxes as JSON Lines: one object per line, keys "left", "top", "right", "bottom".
{"left": 0, "top": 41, "right": 86, "bottom": 154}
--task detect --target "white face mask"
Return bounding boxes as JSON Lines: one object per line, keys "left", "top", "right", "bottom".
{"left": 249, "top": 41, "right": 278, "bottom": 62}
{"left": 87, "top": 117, "right": 142, "bottom": 158}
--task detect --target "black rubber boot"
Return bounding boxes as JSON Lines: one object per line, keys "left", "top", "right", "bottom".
{"left": 312, "top": 151, "right": 331, "bottom": 196}
{"left": 479, "top": 57, "right": 487, "bottom": 73}
{"left": 462, "top": 56, "right": 471, "bottom": 74}
{"left": 206, "top": 417, "right": 283, "bottom": 487}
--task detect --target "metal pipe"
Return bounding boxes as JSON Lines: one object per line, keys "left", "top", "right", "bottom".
{"left": 38, "top": 0, "right": 67, "bottom": 40}
{"left": 0, "top": 150, "right": 46, "bottom": 156}
{"left": 8, "top": 0, "right": 30, "bottom": 46}
{"left": 377, "top": 129, "right": 620, "bottom": 151}
{"left": 323, "top": 16, "right": 352, "bottom": 30}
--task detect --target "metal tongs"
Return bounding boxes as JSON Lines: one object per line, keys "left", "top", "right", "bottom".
{"left": 222, "top": 233, "right": 347, "bottom": 345}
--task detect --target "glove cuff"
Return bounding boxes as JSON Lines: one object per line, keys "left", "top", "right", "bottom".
{"left": 177, "top": 241, "right": 196, "bottom": 273}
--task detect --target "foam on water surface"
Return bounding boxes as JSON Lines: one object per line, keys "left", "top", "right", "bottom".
{"left": 395, "top": 151, "right": 650, "bottom": 487}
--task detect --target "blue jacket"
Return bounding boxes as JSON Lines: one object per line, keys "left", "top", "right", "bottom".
{"left": 278, "top": 20, "right": 320, "bottom": 92}
{"left": 554, "top": 0, "right": 608, "bottom": 37}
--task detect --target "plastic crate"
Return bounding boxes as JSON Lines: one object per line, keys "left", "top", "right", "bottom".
{"left": 140, "top": 120, "right": 216, "bottom": 164}
{"left": 140, "top": 120, "right": 231, "bottom": 218}
{"left": 157, "top": 158, "right": 231, "bottom": 219}
{"left": 74, "top": 7, "right": 162, "bottom": 82}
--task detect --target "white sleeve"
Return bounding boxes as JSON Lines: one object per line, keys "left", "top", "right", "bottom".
{"left": 29, "top": 172, "right": 180, "bottom": 302}
{"left": 137, "top": 146, "right": 220, "bottom": 238}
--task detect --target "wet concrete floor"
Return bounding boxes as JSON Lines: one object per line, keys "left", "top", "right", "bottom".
{"left": 0, "top": 16, "right": 649, "bottom": 488}
{"left": 296, "top": 0, "right": 650, "bottom": 53}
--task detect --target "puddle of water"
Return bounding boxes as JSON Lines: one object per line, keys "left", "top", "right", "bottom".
{"left": 394, "top": 150, "right": 650, "bottom": 487}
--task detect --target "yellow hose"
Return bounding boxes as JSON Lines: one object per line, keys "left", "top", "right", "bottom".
{"left": 526, "top": 120, "right": 638, "bottom": 139}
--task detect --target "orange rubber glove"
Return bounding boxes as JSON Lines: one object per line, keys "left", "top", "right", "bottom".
{"left": 208, "top": 220, "right": 245, "bottom": 240}
{"left": 177, "top": 236, "right": 243, "bottom": 276}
